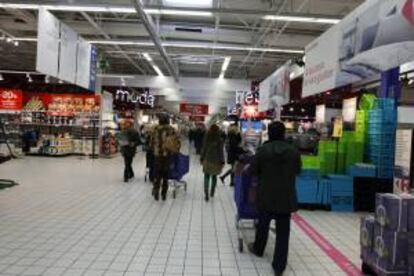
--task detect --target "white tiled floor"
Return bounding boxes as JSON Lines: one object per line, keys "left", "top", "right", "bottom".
{"left": 0, "top": 152, "right": 364, "bottom": 276}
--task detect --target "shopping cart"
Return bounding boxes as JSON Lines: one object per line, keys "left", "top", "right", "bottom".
{"left": 234, "top": 174, "right": 259, "bottom": 252}
{"left": 169, "top": 153, "right": 190, "bottom": 198}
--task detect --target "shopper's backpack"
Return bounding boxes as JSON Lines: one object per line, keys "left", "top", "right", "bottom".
{"left": 165, "top": 134, "right": 181, "bottom": 154}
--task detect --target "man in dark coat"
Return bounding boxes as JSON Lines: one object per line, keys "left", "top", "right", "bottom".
{"left": 118, "top": 121, "right": 141, "bottom": 183}
{"left": 248, "top": 121, "right": 302, "bottom": 276}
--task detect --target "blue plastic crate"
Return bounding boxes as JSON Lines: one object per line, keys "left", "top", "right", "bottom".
{"left": 326, "top": 175, "right": 354, "bottom": 194}
{"left": 368, "top": 110, "right": 397, "bottom": 123}
{"left": 331, "top": 195, "right": 354, "bottom": 212}
{"left": 300, "top": 169, "right": 320, "bottom": 178}
{"left": 296, "top": 176, "right": 319, "bottom": 204}
{"left": 347, "top": 164, "right": 377, "bottom": 177}
{"left": 377, "top": 168, "right": 394, "bottom": 179}
{"left": 373, "top": 99, "right": 396, "bottom": 110}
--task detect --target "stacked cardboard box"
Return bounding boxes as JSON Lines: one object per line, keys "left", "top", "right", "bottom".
{"left": 361, "top": 193, "right": 414, "bottom": 275}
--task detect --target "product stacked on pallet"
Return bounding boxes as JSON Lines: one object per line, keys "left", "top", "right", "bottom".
{"left": 361, "top": 193, "right": 414, "bottom": 275}
{"left": 366, "top": 99, "right": 397, "bottom": 179}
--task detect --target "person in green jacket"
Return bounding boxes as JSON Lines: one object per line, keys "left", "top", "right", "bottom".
{"left": 200, "top": 124, "right": 225, "bottom": 202}
{"left": 248, "top": 121, "right": 302, "bottom": 276}
{"left": 118, "top": 121, "right": 141, "bottom": 183}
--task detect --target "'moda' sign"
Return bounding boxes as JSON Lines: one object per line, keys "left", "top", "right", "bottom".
{"left": 116, "top": 89, "right": 155, "bottom": 108}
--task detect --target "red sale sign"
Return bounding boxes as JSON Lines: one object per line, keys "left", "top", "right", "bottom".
{"left": 180, "top": 103, "right": 209, "bottom": 115}
{"left": 0, "top": 89, "right": 23, "bottom": 111}
{"left": 189, "top": 116, "right": 205, "bottom": 122}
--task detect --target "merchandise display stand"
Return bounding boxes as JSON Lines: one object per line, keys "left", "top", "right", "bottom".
{"left": 0, "top": 121, "right": 18, "bottom": 188}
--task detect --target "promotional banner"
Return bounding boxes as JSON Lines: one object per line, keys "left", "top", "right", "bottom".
{"left": 316, "top": 105, "right": 326, "bottom": 123}
{"left": 36, "top": 8, "right": 96, "bottom": 91}
{"left": 394, "top": 129, "right": 414, "bottom": 193}
{"left": 36, "top": 8, "right": 60, "bottom": 78}
{"left": 303, "top": 0, "right": 414, "bottom": 97}
{"left": 0, "top": 89, "right": 23, "bottom": 111}
{"left": 259, "top": 62, "right": 290, "bottom": 112}
{"left": 179, "top": 103, "right": 209, "bottom": 115}
{"left": 59, "top": 22, "right": 78, "bottom": 83}
{"left": 342, "top": 97, "right": 358, "bottom": 123}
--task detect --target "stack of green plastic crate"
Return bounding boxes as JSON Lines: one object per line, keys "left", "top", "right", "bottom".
{"left": 355, "top": 110, "right": 368, "bottom": 142}
{"left": 301, "top": 155, "right": 321, "bottom": 170}
{"left": 339, "top": 131, "right": 365, "bottom": 171}
{"left": 318, "top": 140, "right": 337, "bottom": 175}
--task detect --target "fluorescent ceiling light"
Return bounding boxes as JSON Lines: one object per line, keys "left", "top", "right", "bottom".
{"left": 156, "top": 9, "right": 212, "bottom": 17}
{"left": 143, "top": 53, "right": 153, "bottom": 62}
{"left": 153, "top": 65, "right": 164, "bottom": 77}
{"left": 0, "top": 3, "right": 211, "bottom": 17}
{"left": 163, "top": 0, "right": 213, "bottom": 8}
{"left": 219, "top": 57, "right": 231, "bottom": 79}
{"left": 263, "top": 15, "right": 340, "bottom": 24}
{"left": 11, "top": 37, "right": 304, "bottom": 54}
{"left": 221, "top": 57, "right": 231, "bottom": 72}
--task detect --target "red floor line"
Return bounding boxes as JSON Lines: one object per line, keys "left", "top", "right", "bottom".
{"left": 292, "top": 213, "right": 363, "bottom": 276}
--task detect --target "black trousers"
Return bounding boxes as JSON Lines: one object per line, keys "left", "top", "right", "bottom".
{"left": 254, "top": 212, "right": 291, "bottom": 273}
{"left": 153, "top": 156, "right": 170, "bottom": 197}
{"left": 123, "top": 153, "right": 134, "bottom": 181}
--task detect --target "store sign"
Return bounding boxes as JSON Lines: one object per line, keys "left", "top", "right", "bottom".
{"left": 0, "top": 89, "right": 23, "bottom": 111}
{"left": 394, "top": 129, "right": 414, "bottom": 194}
{"left": 115, "top": 89, "right": 155, "bottom": 108}
{"left": 189, "top": 116, "right": 205, "bottom": 122}
{"left": 180, "top": 103, "right": 209, "bottom": 115}
{"left": 342, "top": 97, "right": 358, "bottom": 123}
{"left": 259, "top": 62, "right": 290, "bottom": 112}
{"left": 303, "top": 0, "right": 414, "bottom": 97}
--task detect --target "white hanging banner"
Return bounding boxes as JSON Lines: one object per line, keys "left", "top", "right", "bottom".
{"left": 59, "top": 22, "right": 78, "bottom": 83}
{"left": 259, "top": 62, "right": 290, "bottom": 112}
{"left": 303, "top": 0, "right": 414, "bottom": 97}
{"left": 36, "top": 8, "right": 60, "bottom": 78}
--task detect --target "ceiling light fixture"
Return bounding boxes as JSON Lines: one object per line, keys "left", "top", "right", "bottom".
{"left": 13, "top": 41, "right": 19, "bottom": 46}
{"left": 153, "top": 65, "right": 164, "bottom": 77}
{"left": 12, "top": 37, "right": 304, "bottom": 54}
{"left": 142, "top": 53, "right": 153, "bottom": 62}
{"left": 219, "top": 57, "right": 231, "bottom": 79}
{"left": 0, "top": 74, "right": 3, "bottom": 81}
{"left": 6, "top": 37, "right": 12, "bottom": 43}
{"left": 263, "top": 15, "right": 340, "bottom": 24}
{"left": 26, "top": 73, "right": 32, "bottom": 83}
{"left": 0, "top": 3, "right": 341, "bottom": 24}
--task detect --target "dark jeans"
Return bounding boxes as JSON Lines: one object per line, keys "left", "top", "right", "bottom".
{"left": 123, "top": 154, "right": 134, "bottom": 181}
{"left": 153, "top": 156, "right": 170, "bottom": 197}
{"left": 254, "top": 212, "right": 291, "bottom": 273}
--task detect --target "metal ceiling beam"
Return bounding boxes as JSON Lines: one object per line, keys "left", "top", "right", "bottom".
{"left": 130, "top": 0, "right": 179, "bottom": 81}
{"left": 80, "top": 11, "right": 146, "bottom": 75}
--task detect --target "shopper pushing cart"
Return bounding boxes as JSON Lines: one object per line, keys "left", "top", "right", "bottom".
{"left": 149, "top": 113, "right": 181, "bottom": 201}
{"left": 236, "top": 122, "right": 302, "bottom": 276}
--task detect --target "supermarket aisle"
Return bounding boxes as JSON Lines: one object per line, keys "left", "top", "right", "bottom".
{"left": 0, "top": 154, "right": 361, "bottom": 276}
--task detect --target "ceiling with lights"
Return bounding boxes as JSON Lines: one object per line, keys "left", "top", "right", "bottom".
{"left": 0, "top": 0, "right": 364, "bottom": 81}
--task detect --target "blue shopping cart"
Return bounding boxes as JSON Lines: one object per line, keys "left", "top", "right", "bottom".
{"left": 234, "top": 174, "right": 259, "bottom": 252}
{"left": 169, "top": 153, "right": 190, "bottom": 198}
